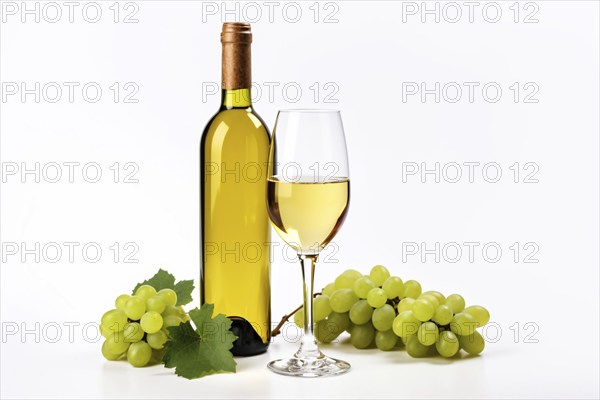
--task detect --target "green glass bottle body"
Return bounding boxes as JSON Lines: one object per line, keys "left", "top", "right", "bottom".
{"left": 200, "top": 23, "right": 271, "bottom": 356}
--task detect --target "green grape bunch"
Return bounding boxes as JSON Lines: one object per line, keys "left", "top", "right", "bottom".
{"left": 100, "top": 285, "right": 190, "bottom": 367}
{"left": 293, "top": 265, "right": 491, "bottom": 358}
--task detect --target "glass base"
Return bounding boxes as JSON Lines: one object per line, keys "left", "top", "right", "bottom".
{"left": 267, "top": 354, "right": 350, "bottom": 378}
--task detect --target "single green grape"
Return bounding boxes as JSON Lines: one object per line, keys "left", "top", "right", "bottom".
{"left": 403, "top": 280, "right": 422, "bottom": 299}
{"left": 162, "top": 305, "right": 180, "bottom": 317}
{"left": 101, "top": 309, "right": 128, "bottom": 333}
{"left": 104, "top": 332, "right": 130, "bottom": 355}
{"left": 100, "top": 325, "right": 120, "bottom": 340}
{"left": 321, "top": 282, "right": 336, "bottom": 296}
{"left": 162, "top": 315, "right": 183, "bottom": 328}
{"left": 123, "top": 322, "right": 144, "bottom": 343}
{"left": 459, "top": 330, "right": 485, "bottom": 355}
{"left": 100, "top": 324, "right": 115, "bottom": 338}
{"left": 293, "top": 308, "right": 304, "bottom": 328}
{"left": 406, "top": 335, "right": 431, "bottom": 358}
{"left": 392, "top": 310, "right": 421, "bottom": 339}
{"left": 353, "top": 276, "right": 376, "bottom": 299}
{"left": 349, "top": 300, "right": 373, "bottom": 325}
{"left": 445, "top": 294, "right": 465, "bottom": 313}
{"left": 432, "top": 305, "right": 454, "bottom": 326}
{"left": 375, "top": 329, "right": 398, "bottom": 351}
{"left": 147, "top": 330, "right": 168, "bottom": 350}
{"left": 412, "top": 298, "right": 435, "bottom": 322}
{"left": 135, "top": 285, "right": 157, "bottom": 302}
{"left": 146, "top": 295, "right": 166, "bottom": 314}
{"left": 141, "top": 311, "right": 163, "bottom": 334}
{"left": 314, "top": 320, "right": 330, "bottom": 343}
{"left": 419, "top": 294, "right": 440, "bottom": 309}
{"left": 151, "top": 348, "right": 166, "bottom": 363}
{"left": 382, "top": 276, "right": 404, "bottom": 299}
{"left": 326, "top": 312, "right": 350, "bottom": 335}
{"left": 316, "top": 312, "right": 350, "bottom": 343}
{"left": 115, "top": 294, "right": 130, "bottom": 311}
{"left": 101, "top": 340, "right": 125, "bottom": 361}
{"left": 422, "top": 291, "right": 445, "bottom": 304}
{"left": 157, "top": 288, "right": 177, "bottom": 307}
{"left": 124, "top": 296, "right": 146, "bottom": 320}
{"left": 372, "top": 304, "right": 395, "bottom": 331}
{"left": 127, "top": 341, "right": 153, "bottom": 367}
{"left": 329, "top": 288, "right": 359, "bottom": 313}
{"left": 350, "top": 323, "right": 375, "bottom": 349}
{"left": 436, "top": 330, "right": 460, "bottom": 357}
{"left": 369, "top": 265, "right": 391, "bottom": 286}
{"left": 450, "top": 312, "right": 478, "bottom": 336}
{"left": 465, "top": 305, "right": 490, "bottom": 326}
{"left": 366, "top": 288, "right": 387, "bottom": 308}
{"left": 334, "top": 269, "right": 363, "bottom": 289}
{"left": 417, "top": 321, "right": 439, "bottom": 346}
{"left": 313, "top": 295, "right": 333, "bottom": 322}
{"left": 316, "top": 316, "right": 347, "bottom": 343}
{"left": 397, "top": 297, "right": 415, "bottom": 313}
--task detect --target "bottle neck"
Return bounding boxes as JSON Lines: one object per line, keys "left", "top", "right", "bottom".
{"left": 221, "top": 89, "right": 252, "bottom": 109}
{"left": 221, "top": 41, "right": 252, "bottom": 89}
{"left": 220, "top": 23, "right": 253, "bottom": 110}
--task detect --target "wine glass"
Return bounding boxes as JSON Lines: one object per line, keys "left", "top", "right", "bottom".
{"left": 266, "top": 110, "right": 351, "bottom": 377}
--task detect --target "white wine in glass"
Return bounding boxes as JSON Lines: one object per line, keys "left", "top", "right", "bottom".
{"left": 267, "top": 110, "right": 351, "bottom": 377}
{"left": 267, "top": 178, "right": 350, "bottom": 255}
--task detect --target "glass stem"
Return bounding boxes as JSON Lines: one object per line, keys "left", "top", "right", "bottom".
{"left": 295, "top": 254, "right": 321, "bottom": 359}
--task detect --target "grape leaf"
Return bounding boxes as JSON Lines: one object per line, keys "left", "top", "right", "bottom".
{"left": 163, "top": 304, "right": 237, "bottom": 379}
{"left": 173, "top": 279, "right": 194, "bottom": 306}
{"left": 132, "top": 269, "right": 194, "bottom": 306}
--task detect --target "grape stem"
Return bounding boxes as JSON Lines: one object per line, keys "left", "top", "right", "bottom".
{"left": 387, "top": 297, "right": 400, "bottom": 307}
{"left": 271, "top": 292, "right": 321, "bottom": 338}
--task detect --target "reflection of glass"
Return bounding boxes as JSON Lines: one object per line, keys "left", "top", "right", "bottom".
{"left": 266, "top": 110, "right": 351, "bottom": 377}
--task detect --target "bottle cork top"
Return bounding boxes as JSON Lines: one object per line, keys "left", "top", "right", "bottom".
{"left": 221, "top": 22, "right": 253, "bottom": 44}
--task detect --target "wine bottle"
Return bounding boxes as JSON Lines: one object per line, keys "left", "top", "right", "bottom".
{"left": 200, "top": 22, "right": 271, "bottom": 356}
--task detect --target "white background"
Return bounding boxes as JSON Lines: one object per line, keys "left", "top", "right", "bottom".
{"left": 1, "top": 1, "right": 599, "bottom": 398}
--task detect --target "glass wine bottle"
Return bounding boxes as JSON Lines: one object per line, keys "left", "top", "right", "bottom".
{"left": 200, "top": 22, "right": 271, "bottom": 356}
